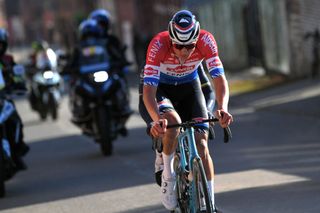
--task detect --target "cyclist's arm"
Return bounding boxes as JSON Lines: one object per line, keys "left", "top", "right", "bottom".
{"left": 143, "top": 85, "right": 167, "bottom": 137}
{"left": 212, "top": 75, "right": 233, "bottom": 128}
{"left": 143, "top": 85, "right": 160, "bottom": 122}
{"left": 212, "top": 75, "right": 229, "bottom": 112}
{"left": 197, "top": 30, "right": 232, "bottom": 127}
{"left": 142, "top": 32, "right": 170, "bottom": 137}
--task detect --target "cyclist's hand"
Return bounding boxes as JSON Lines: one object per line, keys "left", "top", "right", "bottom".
{"left": 150, "top": 119, "right": 168, "bottom": 138}
{"left": 215, "top": 109, "right": 233, "bottom": 128}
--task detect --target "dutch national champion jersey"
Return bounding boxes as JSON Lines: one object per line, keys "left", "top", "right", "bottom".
{"left": 143, "top": 30, "right": 224, "bottom": 86}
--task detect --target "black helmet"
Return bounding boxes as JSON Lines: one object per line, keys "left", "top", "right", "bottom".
{"left": 0, "top": 28, "right": 8, "bottom": 55}
{"left": 168, "top": 10, "right": 200, "bottom": 45}
{"left": 78, "top": 19, "right": 101, "bottom": 40}
{"left": 89, "top": 9, "right": 111, "bottom": 35}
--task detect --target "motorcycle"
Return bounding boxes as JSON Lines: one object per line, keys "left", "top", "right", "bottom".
{"left": 29, "top": 48, "right": 62, "bottom": 120}
{"left": 69, "top": 45, "right": 126, "bottom": 156}
{"left": 0, "top": 98, "right": 17, "bottom": 197}
{"left": 0, "top": 63, "right": 28, "bottom": 198}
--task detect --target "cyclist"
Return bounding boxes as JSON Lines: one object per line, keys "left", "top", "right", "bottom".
{"left": 139, "top": 63, "right": 215, "bottom": 186}
{"left": 142, "top": 10, "right": 233, "bottom": 211}
{"left": 89, "top": 9, "right": 133, "bottom": 134}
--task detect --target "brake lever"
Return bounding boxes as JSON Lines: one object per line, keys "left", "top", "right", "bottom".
{"left": 223, "top": 126, "right": 232, "bottom": 143}
{"left": 217, "top": 111, "right": 232, "bottom": 143}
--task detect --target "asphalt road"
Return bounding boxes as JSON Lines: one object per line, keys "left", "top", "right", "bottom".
{"left": 0, "top": 75, "right": 319, "bottom": 213}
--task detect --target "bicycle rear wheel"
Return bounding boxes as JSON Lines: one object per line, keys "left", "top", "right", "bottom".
{"left": 192, "top": 157, "right": 214, "bottom": 213}
{"left": 173, "top": 154, "right": 189, "bottom": 212}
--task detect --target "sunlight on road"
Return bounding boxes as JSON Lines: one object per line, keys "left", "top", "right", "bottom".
{"left": 1, "top": 169, "right": 309, "bottom": 213}
{"left": 215, "top": 169, "right": 309, "bottom": 193}
{"left": 231, "top": 83, "right": 320, "bottom": 116}
{"left": 1, "top": 183, "right": 160, "bottom": 213}
{"left": 251, "top": 84, "right": 320, "bottom": 108}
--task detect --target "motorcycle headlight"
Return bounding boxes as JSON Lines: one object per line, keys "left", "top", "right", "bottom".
{"left": 43, "top": 70, "right": 54, "bottom": 79}
{"left": 93, "top": 71, "right": 109, "bottom": 82}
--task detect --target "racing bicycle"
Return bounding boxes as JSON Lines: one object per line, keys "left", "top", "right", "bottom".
{"left": 167, "top": 118, "right": 232, "bottom": 213}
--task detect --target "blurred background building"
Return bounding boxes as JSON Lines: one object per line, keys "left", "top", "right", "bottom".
{"left": 0, "top": 0, "right": 319, "bottom": 78}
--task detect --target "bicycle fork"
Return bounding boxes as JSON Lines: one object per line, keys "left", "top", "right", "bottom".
{"left": 177, "top": 127, "right": 201, "bottom": 212}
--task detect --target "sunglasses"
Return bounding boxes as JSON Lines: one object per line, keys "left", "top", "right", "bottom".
{"left": 173, "top": 43, "right": 196, "bottom": 50}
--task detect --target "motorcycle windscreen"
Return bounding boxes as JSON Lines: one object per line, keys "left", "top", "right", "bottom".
{"left": 79, "top": 45, "right": 111, "bottom": 74}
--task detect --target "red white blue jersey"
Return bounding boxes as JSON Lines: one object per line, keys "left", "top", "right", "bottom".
{"left": 143, "top": 30, "right": 224, "bottom": 86}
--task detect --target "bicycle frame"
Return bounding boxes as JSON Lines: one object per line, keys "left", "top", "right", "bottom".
{"left": 168, "top": 118, "right": 231, "bottom": 212}
{"left": 177, "top": 126, "right": 198, "bottom": 177}
{"left": 176, "top": 126, "right": 210, "bottom": 212}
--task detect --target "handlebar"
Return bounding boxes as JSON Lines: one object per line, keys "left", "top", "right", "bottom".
{"left": 167, "top": 118, "right": 232, "bottom": 143}
{"left": 167, "top": 118, "right": 218, "bottom": 128}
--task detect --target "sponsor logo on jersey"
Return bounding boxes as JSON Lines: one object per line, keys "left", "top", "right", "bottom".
{"left": 208, "top": 57, "right": 222, "bottom": 68}
{"left": 164, "top": 65, "right": 195, "bottom": 77}
{"left": 201, "top": 34, "right": 217, "bottom": 55}
{"left": 166, "top": 65, "right": 195, "bottom": 73}
{"left": 148, "top": 39, "right": 163, "bottom": 63}
{"left": 144, "top": 66, "right": 159, "bottom": 76}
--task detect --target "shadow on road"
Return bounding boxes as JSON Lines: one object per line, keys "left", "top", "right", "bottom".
{"left": 210, "top": 79, "right": 320, "bottom": 213}
{"left": 0, "top": 78, "right": 319, "bottom": 213}
{"left": 0, "top": 126, "right": 157, "bottom": 210}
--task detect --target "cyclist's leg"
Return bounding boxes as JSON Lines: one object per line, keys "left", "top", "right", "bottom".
{"left": 195, "top": 131, "right": 213, "bottom": 178}
{"left": 140, "top": 84, "right": 178, "bottom": 210}
{"left": 174, "top": 79, "right": 213, "bottom": 181}
{"left": 195, "top": 131, "right": 215, "bottom": 206}
{"left": 188, "top": 79, "right": 213, "bottom": 180}
{"left": 154, "top": 91, "right": 181, "bottom": 210}
{"left": 189, "top": 79, "right": 216, "bottom": 208}
{"left": 155, "top": 88, "right": 181, "bottom": 178}
{"left": 159, "top": 109, "right": 180, "bottom": 210}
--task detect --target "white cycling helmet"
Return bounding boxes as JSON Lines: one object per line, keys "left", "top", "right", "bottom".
{"left": 168, "top": 10, "right": 200, "bottom": 45}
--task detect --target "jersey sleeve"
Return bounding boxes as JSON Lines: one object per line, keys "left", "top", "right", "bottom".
{"left": 143, "top": 34, "right": 166, "bottom": 86}
{"left": 198, "top": 31, "right": 225, "bottom": 78}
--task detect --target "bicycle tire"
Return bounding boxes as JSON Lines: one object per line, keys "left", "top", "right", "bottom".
{"left": 192, "top": 157, "right": 214, "bottom": 213}
{"left": 96, "top": 106, "right": 113, "bottom": 156}
{"left": 174, "top": 154, "right": 189, "bottom": 213}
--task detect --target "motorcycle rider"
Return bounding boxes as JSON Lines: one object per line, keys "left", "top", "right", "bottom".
{"left": 65, "top": 15, "right": 131, "bottom": 135}
{"left": 64, "top": 18, "right": 129, "bottom": 138}
{"left": 0, "top": 28, "right": 29, "bottom": 171}
{"left": 89, "top": 9, "right": 133, "bottom": 135}
{"left": 27, "top": 40, "right": 53, "bottom": 112}
{"left": 27, "top": 41, "right": 50, "bottom": 77}
{"left": 62, "top": 19, "right": 103, "bottom": 133}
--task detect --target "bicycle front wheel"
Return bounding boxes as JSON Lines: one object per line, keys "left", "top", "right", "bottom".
{"left": 174, "top": 154, "right": 189, "bottom": 213}
{"left": 192, "top": 157, "right": 214, "bottom": 213}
